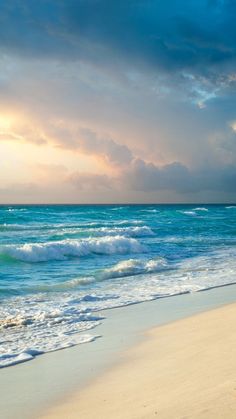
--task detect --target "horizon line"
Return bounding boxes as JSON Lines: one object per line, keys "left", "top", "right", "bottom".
{"left": 0, "top": 202, "right": 235, "bottom": 206}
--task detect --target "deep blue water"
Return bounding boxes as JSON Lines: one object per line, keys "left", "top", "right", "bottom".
{"left": 1, "top": 204, "right": 236, "bottom": 367}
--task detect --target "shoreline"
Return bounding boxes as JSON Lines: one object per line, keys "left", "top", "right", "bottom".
{"left": 41, "top": 302, "right": 236, "bottom": 419}
{"left": 1, "top": 283, "right": 236, "bottom": 418}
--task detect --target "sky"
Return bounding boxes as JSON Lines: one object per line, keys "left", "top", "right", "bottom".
{"left": 0, "top": 0, "right": 236, "bottom": 203}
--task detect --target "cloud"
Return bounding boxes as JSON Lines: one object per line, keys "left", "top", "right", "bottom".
{"left": 1, "top": 1, "right": 236, "bottom": 87}
{"left": 68, "top": 172, "right": 112, "bottom": 190}
{"left": 230, "top": 120, "right": 236, "bottom": 132}
{"left": 0, "top": 183, "right": 40, "bottom": 204}
{"left": 123, "top": 158, "right": 236, "bottom": 194}
{"left": 76, "top": 128, "right": 133, "bottom": 166}
{"left": 1, "top": 1, "right": 236, "bottom": 203}
{"left": 68, "top": 157, "right": 236, "bottom": 197}
{"left": 42, "top": 124, "right": 134, "bottom": 167}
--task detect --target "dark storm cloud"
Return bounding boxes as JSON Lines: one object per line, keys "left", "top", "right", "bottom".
{"left": 1, "top": 0, "right": 236, "bottom": 77}
{"left": 68, "top": 157, "right": 236, "bottom": 195}
{"left": 124, "top": 158, "right": 236, "bottom": 193}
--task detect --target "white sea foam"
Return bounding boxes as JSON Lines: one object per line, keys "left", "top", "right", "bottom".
{"left": 0, "top": 299, "right": 101, "bottom": 368}
{"left": 1, "top": 236, "right": 147, "bottom": 262}
{"left": 53, "top": 225, "right": 154, "bottom": 239}
{"left": 193, "top": 207, "right": 209, "bottom": 212}
{"left": 140, "top": 209, "right": 158, "bottom": 213}
{"left": 0, "top": 334, "right": 97, "bottom": 368}
{"left": 7, "top": 208, "right": 27, "bottom": 212}
{"left": 110, "top": 206, "right": 126, "bottom": 211}
{"left": 179, "top": 210, "right": 197, "bottom": 216}
{"left": 116, "top": 220, "right": 143, "bottom": 225}
{"left": 90, "top": 226, "right": 154, "bottom": 237}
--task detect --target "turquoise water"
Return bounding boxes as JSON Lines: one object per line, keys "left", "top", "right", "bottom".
{"left": 1, "top": 204, "right": 236, "bottom": 367}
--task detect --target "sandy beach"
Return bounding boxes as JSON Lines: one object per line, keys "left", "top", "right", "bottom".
{"left": 41, "top": 303, "right": 236, "bottom": 419}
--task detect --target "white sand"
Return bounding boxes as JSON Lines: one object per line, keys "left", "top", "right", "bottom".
{"left": 42, "top": 303, "right": 236, "bottom": 419}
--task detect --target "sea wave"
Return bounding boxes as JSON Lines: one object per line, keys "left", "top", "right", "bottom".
{"left": 1, "top": 236, "right": 147, "bottom": 263}
{"left": 193, "top": 207, "right": 209, "bottom": 212}
{"left": 10, "top": 277, "right": 97, "bottom": 294}
{"left": 0, "top": 220, "right": 147, "bottom": 234}
{"left": 1, "top": 258, "right": 167, "bottom": 294}
{"left": 179, "top": 210, "right": 197, "bottom": 216}
{"left": 140, "top": 209, "right": 158, "bottom": 213}
{"left": 2, "top": 204, "right": 236, "bottom": 369}
{"left": 101, "top": 258, "right": 168, "bottom": 280}
{"left": 89, "top": 225, "right": 154, "bottom": 237}
{"left": 2, "top": 247, "right": 236, "bottom": 368}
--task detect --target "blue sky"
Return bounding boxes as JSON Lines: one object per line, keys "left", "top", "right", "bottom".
{"left": 0, "top": 0, "right": 236, "bottom": 203}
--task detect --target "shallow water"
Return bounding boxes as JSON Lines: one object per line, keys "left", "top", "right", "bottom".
{"left": 1, "top": 204, "right": 236, "bottom": 367}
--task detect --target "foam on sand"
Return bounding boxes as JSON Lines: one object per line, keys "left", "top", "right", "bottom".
{"left": 0, "top": 301, "right": 101, "bottom": 368}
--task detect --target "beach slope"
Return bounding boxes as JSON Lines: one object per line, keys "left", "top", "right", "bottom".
{"left": 41, "top": 303, "right": 236, "bottom": 419}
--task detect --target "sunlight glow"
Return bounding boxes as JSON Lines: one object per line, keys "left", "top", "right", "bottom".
{"left": 0, "top": 114, "right": 14, "bottom": 131}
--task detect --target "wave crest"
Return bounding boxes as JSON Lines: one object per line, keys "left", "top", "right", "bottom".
{"left": 101, "top": 258, "right": 167, "bottom": 280}
{"left": 193, "top": 207, "right": 209, "bottom": 212}
{"left": 1, "top": 236, "right": 147, "bottom": 263}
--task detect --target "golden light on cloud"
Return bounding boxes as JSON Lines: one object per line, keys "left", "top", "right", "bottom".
{"left": 0, "top": 132, "right": 108, "bottom": 189}
{"left": 0, "top": 114, "right": 15, "bottom": 131}
{"left": 0, "top": 107, "right": 117, "bottom": 204}
{"left": 0, "top": 112, "right": 27, "bottom": 144}
{"left": 230, "top": 121, "right": 236, "bottom": 132}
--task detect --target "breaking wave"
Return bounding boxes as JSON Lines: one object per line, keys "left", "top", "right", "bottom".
{"left": 1, "top": 236, "right": 147, "bottom": 263}
{"left": 89, "top": 225, "right": 154, "bottom": 237}
{"left": 101, "top": 258, "right": 168, "bottom": 280}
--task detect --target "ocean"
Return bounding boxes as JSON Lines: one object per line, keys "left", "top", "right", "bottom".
{"left": 0, "top": 204, "right": 236, "bottom": 368}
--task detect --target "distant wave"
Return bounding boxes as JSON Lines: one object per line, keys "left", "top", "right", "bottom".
{"left": 179, "top": 210, "right": 197, "bottom": 216}
{"left": 0, "top": 221, "right": 147, "bottom": 234}
{"left": 46, "top": 225, "right": 155, "bottom": 241}
{"left": 226, "top": 206, "right": 236, "bottom": 209}
{"left": 110, "top": 206, "right": 126, "bottom": 211}
{"left": 193, "top": 207, "right": 209, "bottom": 212}
{"left": 116, "top": 220, "right": 143, "bottom": 225}
{"left": 140, "top": 209, "right": 158, "bottom": 213}
{"left": 90, "top": 225, "right": 154, "bottom": 237}
{"left": 1, "top": 236, "right": 147, "bottom": 263}
{"left": 7, "top": 208, "right": 27, "bottom": 212}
